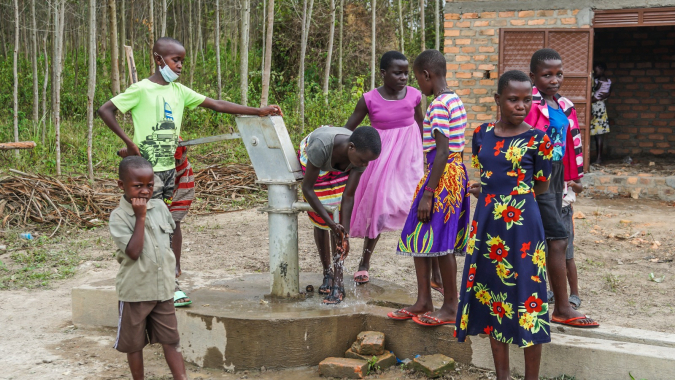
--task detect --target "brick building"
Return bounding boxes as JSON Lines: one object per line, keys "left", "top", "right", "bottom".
{"left": 443, "top": 0, "right": 675, "bottom": 168}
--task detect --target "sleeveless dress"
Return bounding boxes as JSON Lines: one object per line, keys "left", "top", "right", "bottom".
{"left": 350, "top": 86, "right": 424, "bottom": 239}
{"left": 456, "top": 123, "right": 553, "bottom": 348}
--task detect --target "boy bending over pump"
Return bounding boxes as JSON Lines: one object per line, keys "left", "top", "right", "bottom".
{"left": 109, "top": 156, "right": 187, "bottom": 380}
{"left": 298, "top": 126, "right": 381, "bottom": 304}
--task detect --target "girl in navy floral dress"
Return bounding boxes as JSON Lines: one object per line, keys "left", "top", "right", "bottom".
{"left": 456, "top": 71, "right": 553, "bottom": 380}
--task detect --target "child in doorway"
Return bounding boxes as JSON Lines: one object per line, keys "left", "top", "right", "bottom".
{"left": 562, "top": 178, "right": 583, "bottom": 309}
{"left": 99, "top": 37, "right": 282, "bottom": 307}
{"left": 388, "top": 49, "right": 470, "bottom": 326}
{"left": 458, "top": 70, "right": 552, "bottom": 380}
{"left": 346, "top": 51, "right": 445, "bottom": 291}
{"left": 590, "top": 62, "right": 612, "bottom": 164}
{"left": 109, "top": 156, "right": 187, "bottom": 380}
{"left": 298, "top": 126, "right": 382, "bottom": 304}
{"left": 524, "top": 48, "right": 598, "bottom": 328}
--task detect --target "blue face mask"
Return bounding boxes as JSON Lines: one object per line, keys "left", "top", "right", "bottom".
{"left": 155, "top": 53, "right": 179, "bottom": 83}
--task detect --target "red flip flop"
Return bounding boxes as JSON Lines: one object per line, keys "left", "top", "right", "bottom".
{"left": 387, "top": 308, "right": 418, "bottom": 320}
{"left": 551, "top": 315, "right": 599, "bottom": 328}
{"left": 412, "top": 313, "right": 456, "bottom": 327}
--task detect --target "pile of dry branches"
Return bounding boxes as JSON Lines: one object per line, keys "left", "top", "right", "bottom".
{"left": 0, "top": 165, "right": 260, "bottom": 235}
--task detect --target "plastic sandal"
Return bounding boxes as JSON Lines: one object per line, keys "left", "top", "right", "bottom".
{"left": 569, "top": 294, "right": 582, "bottom": 310}
{"left": 354, "top": 270, "right": 369, "bottom": 285}
{"left": 322, "top": 286, "right": 345, "bottom": 305}
{"left": 412, "top": 312, "right": 455, "bottom": 326}
{"left": 387, "top": 308, "right": 418, "bottom": 320}
{"left": 319, "top": 273, "right": 333, "bottom": 295}
{"left": 551, "top": 315, "right": 599, "bottom": 328}
{"left": 174, "top": 289, "right": 192, "bottom": 307}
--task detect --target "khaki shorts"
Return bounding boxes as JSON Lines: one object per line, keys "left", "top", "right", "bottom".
{"left": 113, "top": 299, "right": 180, "bottom": 353}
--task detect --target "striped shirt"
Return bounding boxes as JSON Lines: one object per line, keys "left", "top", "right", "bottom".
{"left": 422, "top": 92, "right": 467, "bottom": 153}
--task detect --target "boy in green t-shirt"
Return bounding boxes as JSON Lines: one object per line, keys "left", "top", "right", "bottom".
{"left": 99, "top": 37, "right": 282, "bottom": 306}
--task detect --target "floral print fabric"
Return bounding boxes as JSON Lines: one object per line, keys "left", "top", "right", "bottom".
{"left": 456, "top": 123, "right": 553, "bottom": 348}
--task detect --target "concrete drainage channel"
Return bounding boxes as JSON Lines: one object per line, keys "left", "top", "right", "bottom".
{"left": 72, "top": 272, "right": 675, "bottom": 380}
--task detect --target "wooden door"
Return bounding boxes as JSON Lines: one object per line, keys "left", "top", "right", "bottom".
{"left": 499, "top": 29, "right": 593, "bottom": 172}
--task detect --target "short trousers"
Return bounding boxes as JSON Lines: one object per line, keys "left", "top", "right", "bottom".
{"left": 535, "top": 161, "right": 568, "bottom": 240}
{"left": 113, "top": 299, "right": 179, "bottom": 353}
{"left": 562, "top": 205, "right": 574, "bottom": 259}
{"left": 152, "top": 169, "right": 176, "bottom": 207}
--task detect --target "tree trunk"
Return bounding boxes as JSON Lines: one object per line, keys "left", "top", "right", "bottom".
{"left": 299, "top": 0, "right": 314, "bottom": 131}
{"left": 370, "top": 0, "right": 376, "bottom": 91}
{"left": 434, "top": 0, "right": 439, "bottom": 50}
{"left": 239, "top": 0, "right": 251, "bottom": 106}
{"left": 189, "top": 0, "right": 195, "bottom": 87}
{"left": 13, "top": 0, "right": 19, "bottom": 158}
{"left": 215, "top": 0, "right": 222, "bottom": 99}
{"left": 322, "top": 0, "right": 336, "bottom": 102}
{"left": 42, "top": 31, "right": 49, "bottom": 144}
{"left": 420, "top": 0, "right": 425, "bottom": 51}
{"left": 161, "top": 0, "right": 167, "bottom": 37}
{"left": 398, "top": 0, "right": 404, "bottom": 54}
{"left": 88, "top": 0, "right": 97, "bottom": 181}
{"left": 409, "top": 0, "right": 414, "bottom": 42}
{"left": 197, "top": 0, "right": 203, "bottom": 62}
{"left": 109, "top": 0, "right": 120, "bottom": 95}
{"left": 261, "top": 0, "right": 266, "bottom": 76}
{"left": 30, "top": 0, "right": 39, "bottom": 125}
{"left": 338, "top": 0, "right": 344, "bottom": 90}
{"left": 260, "top": 0, "right": 274, "bottom": 107}
{"left": 53, "top": 0, "right": 64, "bottom": 175}
{"left": 149, "top": 0, "right": 155, "bottom": 74}
{"left": 121, "top": 0, "right": 127, "bottom": 89}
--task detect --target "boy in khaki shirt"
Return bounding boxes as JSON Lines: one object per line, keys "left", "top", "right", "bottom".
{"left": 109, "top": 156, "right": 186, "bottom": 380}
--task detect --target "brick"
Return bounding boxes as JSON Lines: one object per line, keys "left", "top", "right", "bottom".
{"left": 473, "top": 55, "right": 487, "bottom": 61}
{"left": 648, "top": 134, "right": 664, "bottom": 140}
{"left": 494, "top": 20, "right": 508, "bottom": 27}
{"left": 518, "top": 10, "right": 535, "bottom": 18}
{"left": 456, "top": 89, "right": 471, "bottom": 96}
{"left": 445, "top": 47, "right": 460, "bottom": 53}
{"left": 561, "top": 18, "right": 577, "bottom": 25}
{"left": 461, "top": 80, "right": 476, "bottom": 86}
{"left": 473, "top": 88, "right": 488, "bottom": 94}
{"left": 480, "top": 29, "right": 495, "bottom": 36}
{"left": 478, "top": 64, "right": 495, "bottom": 70}
{"left": 479, "top": 46, "right": 495, "bottom": 53}
{"left": 447, "top": 80, "right": 459, "bottom": 87}
{"left": 480, "top": 79, "right": 495, "bottom": 86}
{"left": 477, "top": 113, "right": 493, "bottom": 120}
{"left": 461, "top": 46, "right": 476, "bottom": 53}
{"left": 456, "top": 55, "right": 471, "bottom": 62}
{"left": 411, "top": 354, "right": 456, "bottom": 379}
{"left": 473, "top": 71, "right": 484, "bottom": 78}
{"left": 481, "top": 12, "right": 496, "bottom": 19}
{"left": 472, "top": 106, "right": 488, "bottom": 112}
{"left": 319, "top": 357, "right": 368, "bottom": 379}
{"left": 351, "top": 331, "right": 385, "bottom": 356}
{"left": 456, "top": 72, "right": 472, "bottom": 79}
{"left": 510, "top": 19, "right": 526, "bottom": 26}
{"left": 547, "top": 18, "right": 558, "bottom": 25}
{"left": 528, "top": 19, "right": 546, "bottom": 25}
{"left": 446, "top": 63, "right": 459, "bottom": 70}
{"left": 446, "top": 13, "right": 461, "bottom": 20}
{"left": 498, "top": 11, "right": 515, "bottom": 18}
{"left": 444, "top": 21, "right": 454, "bottom": 28}
{"left": 463, "top": 12, "right": 479, "bottom": 19}
{"left": 461, "top": 30, "right": 477, "bottom": 36}
{"left": 536, "top": 10, "right": 555, "bottom": 17}
{"left": 457, "top": 21, "right": 471, "bottom": 28}
{"left": 650, "top": 149, "right": 665, "bottom": 155}
{"left": 345, "top": 349, "right": 397, "bottom": 371}
{"left": 456, "top": 39, "right": 472, "bottom": 45}
{"left": 627, "top": 177, "right": 638, "bottom": 185}
{"left": 474, "top": 20, "right": 490, "bottom": 27}
{"left": 460, "top": 63, "right": 476, "bottom": 70}
{"left": 557, "top": 10, "right": 570, "bottom": 16}
{"left": 446, "top": 29, "right": 460, "bottom": 37}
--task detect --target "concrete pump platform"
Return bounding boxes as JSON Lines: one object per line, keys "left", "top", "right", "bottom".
{"left": 72, "top": 273, "right": 675, "bottom": 379}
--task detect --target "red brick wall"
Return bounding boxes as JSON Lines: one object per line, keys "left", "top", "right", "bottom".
{"left": 595, "top": 26, "right": 675, "bottom": 157}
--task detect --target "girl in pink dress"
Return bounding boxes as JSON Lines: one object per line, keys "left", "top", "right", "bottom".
{"left": 345, "top": 51, "right": 428, "bottom": 285}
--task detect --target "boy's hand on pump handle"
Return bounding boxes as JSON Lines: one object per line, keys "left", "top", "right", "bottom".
{"left": 115, "top": 106, "right": 283, "bottom": 158}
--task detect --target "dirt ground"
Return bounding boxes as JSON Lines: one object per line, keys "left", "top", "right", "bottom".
{"left": 588, "top": 156, "right": 675, "bottom": 177}
{"left": 0, "top": 195, "right": 673, "bottom": 379}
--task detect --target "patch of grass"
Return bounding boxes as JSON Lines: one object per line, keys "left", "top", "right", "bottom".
{"left": 604, "top": 272, "right": 621, "bottom": 292}
{"left": 0, "top": 235, "right": 87, "bottom": 289}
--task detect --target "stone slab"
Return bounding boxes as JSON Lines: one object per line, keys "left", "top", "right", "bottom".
{"left": 72, "top": 273, "right": 675, "bottom": 378}
{"left": 318, "top": 357, "right": 368, "bottom": 379}
{"left": 351, "top": 331, "right": 385, "bottom": 356}
{"left": 411, "top": 354, "right": 455, "bottom": 378}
